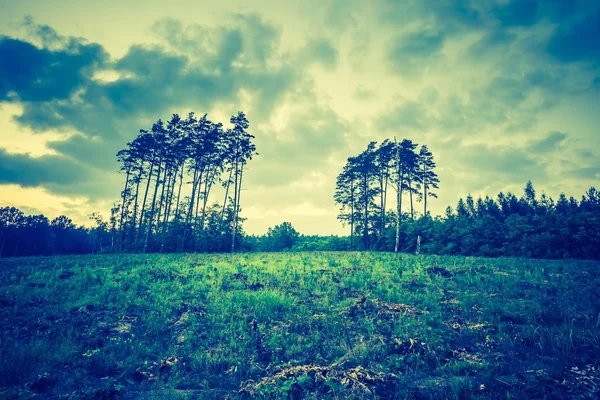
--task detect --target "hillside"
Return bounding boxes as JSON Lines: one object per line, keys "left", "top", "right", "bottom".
{"left": 1, "top": 253, "right": 599, "bottom": 399}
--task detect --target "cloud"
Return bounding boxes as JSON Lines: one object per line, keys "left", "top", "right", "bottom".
{"left": 491, "top": 0, "right": 539, "bottom": 27}
{"left": 565, "top": 166, "right": 600, "bottom": 180}
{"left": 0, "top": 147, "right": 94, "bottom": 188}
{"left": 0, "top": 34, "right": 107, "bottom": 102}
{"left": 3, "top": 17, "right": 303, "bottom": 168}
{"left": 387, "top": 30, "right": 445, "bottom": 75}
{"left": 249, "top": 104, "right": 350, "bottom": 187}
{"left": 353, "top": 86, "right": 376, "bottom": 101}
{"left": 298, "top": 38, "right": 338, "bottom": 70}
{"left": 0, "top": 16, "right": 353, "bottom": 219}
{"left": 547, "top": 9, "right": 600, "bottom": 63}
{"left": 528, "top": 131, "right": 567, "bottom": 153}
{"left": 152, "top": 13, "right": 281, "bottom": 70}
{"left": 376, "top": 100, "right": 430, "bottom": 132}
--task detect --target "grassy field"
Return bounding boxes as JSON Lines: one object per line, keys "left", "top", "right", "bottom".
{"left": 1, "top": 252, "right": 599, "bottom": 399}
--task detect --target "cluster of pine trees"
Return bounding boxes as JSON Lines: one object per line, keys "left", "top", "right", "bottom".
{"left": 334, "top": 139, "right": 439, "bottom": 251}
{"left": 382, "top": 183, "right": 600, "bottom": 260}
{"left": 112, "top": 111, "right": 256, "bottom": 253}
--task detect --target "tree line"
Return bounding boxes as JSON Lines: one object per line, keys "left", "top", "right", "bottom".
{"left": 1, "top": 182, "right": 599, "bottom": 259}
{"left": 2, "top": 122, "right": 600, "bottom": 259}
{"left": 379, "top": 183, "right": 600, "bottom": 260}
{"left": 334, "top": 139, "right": 439, "bottom": 251}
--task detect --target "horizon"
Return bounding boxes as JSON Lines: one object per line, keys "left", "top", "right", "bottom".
{"left": 1, "top": 0, "right": 599, "bottom": 236}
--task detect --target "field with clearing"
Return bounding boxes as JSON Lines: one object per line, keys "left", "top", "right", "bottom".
{"left": 1, "top": 252, "right": 599, "bottom": 399}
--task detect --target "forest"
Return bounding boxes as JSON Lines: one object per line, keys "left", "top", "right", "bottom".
{"left": 0, "top": 111, "right": 599, "bottom": 260}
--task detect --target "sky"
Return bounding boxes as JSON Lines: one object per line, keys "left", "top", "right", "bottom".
{"left": 0, "top": 0, "right": 599, "bottom": 235}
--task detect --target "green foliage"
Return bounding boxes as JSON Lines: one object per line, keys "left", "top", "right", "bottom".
{"left": 262, "top": 222, "right": 300, "bottom": 251}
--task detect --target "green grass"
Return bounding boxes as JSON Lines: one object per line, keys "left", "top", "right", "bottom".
{"left": 1, "top": 252, "right": 599, "bottom": 399}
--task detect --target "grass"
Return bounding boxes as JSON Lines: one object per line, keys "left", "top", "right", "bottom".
{"left": 1, "top": 252, "right": 599, "bottom": 399}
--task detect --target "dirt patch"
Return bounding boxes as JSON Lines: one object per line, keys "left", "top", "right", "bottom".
{"left": 446, "top": 318, "right": 496, "bottom": 334}
{"left": 347, "top": 297, "right": 426, "bottom": 320}
{"left": 518, "top": 364, "right": 600, "bottom": 399}
{"left": 240, "top": 364, "right": 398, "bottom": 398}
{"left": 169, "top": 303, "right": 206, "bottom": 344}
{"left": 389, "top": 337, "right": 429, "bottom": 356}
{"left": 58, "top": 271, "right": 75, "bottom": 280}
{"left": 132, "top": 356, "right": 180, "bottom": 383}
{"left": 560, "top": 364, "right": 600, "bottom": 399}
{"left": 222, "top": 273, "right": 265, "bottom": 291}
{"left": 426, "top": 267, "right": 453, "bottom": 278}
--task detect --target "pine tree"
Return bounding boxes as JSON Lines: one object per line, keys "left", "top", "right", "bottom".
{"left": 418, "top": 145, "right": 439, "bottom": 215}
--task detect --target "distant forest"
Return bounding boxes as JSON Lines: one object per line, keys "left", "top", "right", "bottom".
{"left": 0, "top": 111, "right": 599, "bottom": 260}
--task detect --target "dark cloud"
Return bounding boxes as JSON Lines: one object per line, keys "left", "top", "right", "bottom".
{"left": 565, "top": 166, "right": 600, "bottom": 180}
{"left": 377, "top": 0, "right": 594, "bottom": 68}
{"left": 323, "top": 0, "right": 360, "bottom": 32}
{"left": 458, "top": 143, "right": 548, "bottom": 184}
{"left": 5, "top": 18, "right": 301, "bottom": 165}
{"left": 387, "top": 30, "right": 445, "bottom": 75}
{"left": 299, "top": 39, "right": 338, "bottom": 69}
{"left": 376, "top": 100, "right": 430, "bottom": 132}
{"left": 528, "top": 131, "right": 567, "bottom": 153}
{"left": 0, "top": 148, "right": 93, "bottom": 188}
{"left": 491, "top": 0, "right": 538, "bottom": 27}
{"left": 152, "top": 14, "right": 280, "bottom": 69}
{"left": 547, "top": 9, "right": 600, "bottom": 63}
{"left": 0, "top": 34, "right": 107, "bottom": 102}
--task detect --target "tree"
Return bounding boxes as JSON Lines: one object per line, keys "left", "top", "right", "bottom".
{"left": 0, "top": 207, "right": 24, "bottom": 257}
{"left": 334, "top": 163, "right": 358, "bottom": 247}
{"left": 393, "top": 139, "right": 418, "bottom": 251}
{"left": 335, "top": 142, "right": 380, "bottom": 250}
{"left": 227, "top": 111, "right": 257, "bottom": 253}
{"left": 418, "top": 145, "right": 439, "bottom": 215}
{"left": 264, "top": 222, "right": 300, "bottom": 251}
{"left": 143, "top": 119, "right": 167, "bottom": 253}
{"left": 375, "top": 140, "right": 395, "bottom": 236}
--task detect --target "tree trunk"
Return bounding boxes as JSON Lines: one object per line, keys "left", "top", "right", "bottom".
{"left": 219, "top": 167, "right": 233, "bottom": 253}
{"left": 181, "top": 164, "right": 200, "bottom": 250}
{"left": 144, "top": 156, "right": 163, "bottom": 253}
{"left": 137, "top": 158, "right": 155, "bottom": 247}
{"left": 232, "top": 164, "right": 244, "bottom": 251}
{"left": 129, "top": 167, "right": 143, "bottom": 250}
{"left": 423, "top": 164, "right": 428, "bottom": 215}
{"left": 221, "top": 168, "right": 233, "bottom": 222}
{"left": 363, "top": 173, "right": 368, "bottom": 250}
{"left": 174, "top": 164, "right": 184, "bottom": 218}
{"left": 231, "top": 156, "right": 240, "bottom": 253}
{"left": 394, "top": 143, "right": 402, "bottom": 253}
{"left": 194, "top": 169, "right": 203, "bottom": 222}
{"left": 160, "top": 165, "right": 178, "bottom": 252}
{"left": 424, "top": 183, "right": 428, "bottom": 216}
{"left": 118, "top": 167, "right": 131, "bottom": 251}
{"left": 409, "top": 179, "right": 414, "bottom": 220}
{"left": 153, "top": 166, "right": 168, "bottom": 248}
{"left": 193, "top": 169, "right": 204, "bottom": 250}
{"left": 200, "top": 166, "right": 216, "bottom": 249}
{"left": 379, "top": 170, "right": 386, "bottom": 236}
{"left": 383, "top": 170, "right": 389, "bottom": 229}
{"left": 350, "top": 180, "right": 354, "bottom": 248}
